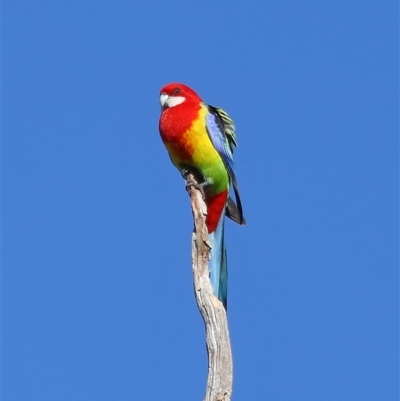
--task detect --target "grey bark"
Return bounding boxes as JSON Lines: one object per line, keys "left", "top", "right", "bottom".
{"left": 186, "top": 174, "right": 233, "bottom": 401}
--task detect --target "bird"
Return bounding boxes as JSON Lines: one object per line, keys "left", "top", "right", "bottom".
{"left": 158, "top": 82, "right": 244, "bottom": 309}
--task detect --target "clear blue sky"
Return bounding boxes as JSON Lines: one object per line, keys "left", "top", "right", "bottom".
{"left": 3, "top": 1, "right": 398, "bottom": 400}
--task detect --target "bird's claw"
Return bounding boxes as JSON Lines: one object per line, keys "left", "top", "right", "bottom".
{"left": 185, "top": 180, "right": 208, "bottom": 200}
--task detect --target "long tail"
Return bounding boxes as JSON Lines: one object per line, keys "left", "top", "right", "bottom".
{"left": 206, "top": 190, "right": 228, "bottom": 309}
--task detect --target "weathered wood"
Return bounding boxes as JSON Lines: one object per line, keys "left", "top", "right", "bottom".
{"left": 186, "top": 174, "right": 233, "bottom": 401}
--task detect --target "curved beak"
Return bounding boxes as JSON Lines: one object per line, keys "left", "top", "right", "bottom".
{"left": 160, "top": 93, "right": 169, "bottom": 108}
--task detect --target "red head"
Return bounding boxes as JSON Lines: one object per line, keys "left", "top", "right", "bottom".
{"left": 159, "top": 83, "right": 203, "bottom": 110}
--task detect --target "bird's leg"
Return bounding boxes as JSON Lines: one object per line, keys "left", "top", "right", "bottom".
{"left": 181, "top": 168, "right": 210, "bottom": 200}
{"left": 180, "top": 168, "right": 192, "bottom": 180}
{"left": 185, "top": 180, "right": 210, "bottom": 199}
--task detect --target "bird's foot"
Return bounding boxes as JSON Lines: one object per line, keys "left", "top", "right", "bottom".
{"left": 181, "top": 168, "right": 210, "bottom": 199}
{"left": 185, "top": 180, "right": 209, "bottom": 200}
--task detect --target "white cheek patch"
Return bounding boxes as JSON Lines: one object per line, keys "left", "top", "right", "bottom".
{"left": 167, "top": 96, "right": 185, "bottom": 108}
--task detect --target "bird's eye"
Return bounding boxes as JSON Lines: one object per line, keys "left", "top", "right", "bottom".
{"left": 173, "top": 88, "right": 180, "bottom": 94}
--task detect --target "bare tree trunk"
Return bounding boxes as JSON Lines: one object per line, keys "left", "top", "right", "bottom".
{"left": 186, "top": 174, "right": 233, "bottom": 401}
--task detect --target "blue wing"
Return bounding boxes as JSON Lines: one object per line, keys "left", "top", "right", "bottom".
{"left": 205, "top": 105, "right": 244, "bottom": 225}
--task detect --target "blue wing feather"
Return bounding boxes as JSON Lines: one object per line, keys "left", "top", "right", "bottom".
{"left": 205, "top": 105, "right": 244, "bottom": 225}
{"left": 205, "top": 111, "right": 235, "bottom": 177}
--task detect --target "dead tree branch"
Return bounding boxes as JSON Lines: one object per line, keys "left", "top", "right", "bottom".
{"left": 186, "top": 174, "right": 233, "bottom": 401}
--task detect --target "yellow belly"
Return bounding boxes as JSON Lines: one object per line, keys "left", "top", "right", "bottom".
{"left": 166, "top": 106, "right": 229, "bottom": 194}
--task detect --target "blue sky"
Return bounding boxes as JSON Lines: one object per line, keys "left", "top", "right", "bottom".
{"left": 3, "top": 1, "right": 398, "bottom": 400}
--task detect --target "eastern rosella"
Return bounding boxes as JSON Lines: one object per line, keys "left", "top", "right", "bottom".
{"left": 158, "top": 83, "right": 245, "bottom": 309}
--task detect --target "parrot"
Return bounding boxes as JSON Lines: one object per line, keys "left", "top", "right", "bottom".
{"left": 158, "top": 82, "right": 245, "bottom": 309}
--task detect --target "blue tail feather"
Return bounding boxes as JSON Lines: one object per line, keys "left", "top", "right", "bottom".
{"left": 208, "top": 214, "right": 228, "bottom": 309}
